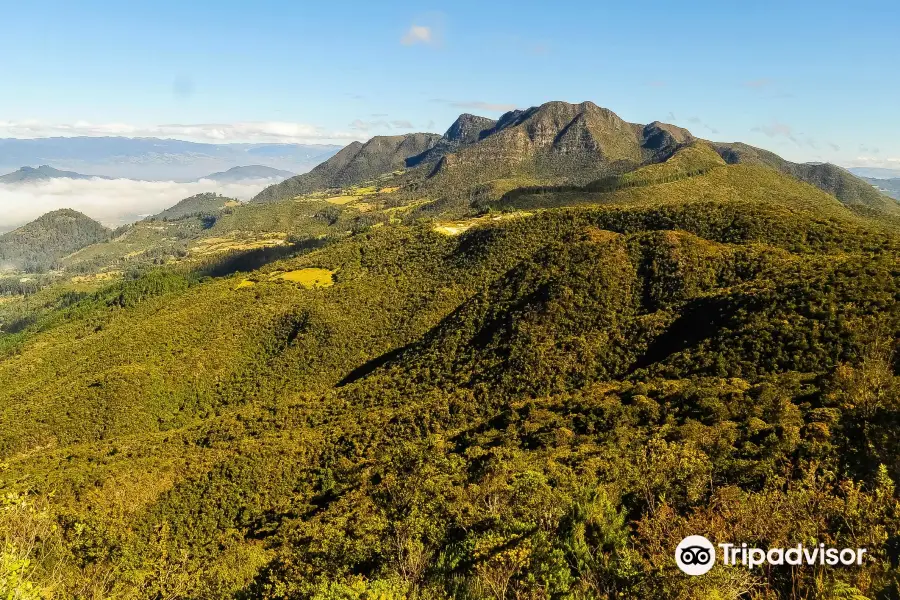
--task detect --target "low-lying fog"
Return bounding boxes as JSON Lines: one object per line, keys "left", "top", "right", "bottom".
{"left": 0, "top": 177, "right": 279, "bottom": 230}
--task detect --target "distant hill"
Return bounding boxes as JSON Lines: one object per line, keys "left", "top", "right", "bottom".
{"left": 711, "top": 143, "right": 900, "bottom": 215}
{"left": 149, "top": 192, "right": 240, "bottom": 221}
{"left": 0, "top": 137, "right": 341, "bottom": 181}
{"left": 0, "top": 208, "right": 109, "bottom": 272}
{"left": 251, "top": 133, "right": 441, "bottom": 202}
{"left": 197, "top": 165, "right": 295, "bottom": 183}
{"left": 0, "top": 165, "right": 110, "bottom": 183}
{"left": 862, "top": 177, "right": 900, "bottom": 200}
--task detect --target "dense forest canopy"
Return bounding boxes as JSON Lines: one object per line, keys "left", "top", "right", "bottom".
{"left": 0, "top": 208, "right": 110, "bottom": 273}
{"left": 1, "top": 101, "right": 900, "bottom": 599}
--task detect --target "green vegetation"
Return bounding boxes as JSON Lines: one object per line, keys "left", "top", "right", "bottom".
{"left": 0, "top": 209, "right": 110, "bottom": 273}
{"left": 149, "top": 192, "right": 239, "bottom": 222}
{"left": 2, "top": 101, "right": 900, "bottom": 599}
{"left": 714, "top": 143, "right": 900, "bottom": 215}
{"left": 252, "top": 133, "right": 442, "bottom": 203}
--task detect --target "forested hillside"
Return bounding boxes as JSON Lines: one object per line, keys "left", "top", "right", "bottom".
{"left": 1, "top": 102, "right": 899, "bottom": 599}
{"left": 0, "top": 209, "right": 110, "bottom": 272}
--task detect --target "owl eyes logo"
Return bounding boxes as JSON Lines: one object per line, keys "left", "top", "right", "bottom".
{"left": 680, "top": 546, "right": 712, "bottom": 565}
{"left": 675, "top": 535, "right": 716, "bottom": 575}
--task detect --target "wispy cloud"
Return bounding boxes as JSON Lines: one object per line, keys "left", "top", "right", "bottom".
{"left": 401, "top": 25, "right": 434, "bottom": 46}
{"left": 400, "top": 13, "right": 446, "bottom": 48}
{"left": 847, "top": 156, "right": 900, "bottom": 169}
{"left": 751, "top": 120, "right": 827, "bottom": 149}
{"left": 0, "top": 120, "right": 359, "bottom": 144}
{"left": 0, "top": 178, "right": 276, "bottom": 229}
{"left": 391, "top": 120, "right": 414, "bottom": 129}
{"left": 686, "top": 116, "right": 720, "bottom": 135}
{"left": 752, "top": 120, "right": 799, "bottom": 144}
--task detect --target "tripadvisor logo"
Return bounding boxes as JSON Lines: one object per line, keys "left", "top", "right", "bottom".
{"left": 675, "top": 535, "right": 868, "bottom": 576}
{"left": 676, "top": 535, "right": 716, "bottom": 575}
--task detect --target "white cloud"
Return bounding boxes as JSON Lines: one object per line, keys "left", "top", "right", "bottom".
{"left": 401, "top": 25, "right": 433, "bottom": 45}
{"left": 0, "top": 178, "right": 279, "bottom": 229}
{"left": 847, "top": 156, "right": 900, "bottom": 169}
{"left": 0, "top": 120, "right": 360, "bottom": 145}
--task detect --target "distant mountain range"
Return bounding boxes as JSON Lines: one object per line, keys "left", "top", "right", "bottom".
{"left": 0, "top": 165, "right": 111, "bottom": 183}
{"left": 848, "top": 167, "right": 900, "bottom": 179}
{"left": 0, "top": 137, "right": 341, "bottom": 181}
{"left": 198, "top": 165, "right": 295, "bottom": 183}
{"left": 0, "top": 163, "right": 296, "bottom": 185}
{"left": 862, "top": 177, "right": 900, "bottom": 200}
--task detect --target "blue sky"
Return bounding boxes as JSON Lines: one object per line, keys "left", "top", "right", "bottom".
{"left": 0, "top": 0, "right": 897, "bottom": 168}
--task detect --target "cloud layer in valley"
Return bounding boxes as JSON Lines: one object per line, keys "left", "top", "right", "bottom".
{"left": 0, "top": 177, "right": 277, "bottom": 230}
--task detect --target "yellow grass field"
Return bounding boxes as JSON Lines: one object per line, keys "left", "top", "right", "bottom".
{"left": 70, "top": 271, "right": 122, "bottom": 284}
{"left": 273, "top": 268, "right": 335, "bottom": 288}
{"left": 191, "top": 236, "right": 287, "bottom": 256}
{"left": 323, "top": 195, "right": 360, "bottom": 205}
{"left": 433, "top": 211, "right": 535, "bottom": 236}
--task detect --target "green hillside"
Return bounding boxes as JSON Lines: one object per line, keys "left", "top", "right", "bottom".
{"left": 247, "top": 101, "right": 896, "bottom": 222}
{"left": 713, "top": 143, "right": 900, "bottom": 214}
{"left": 1, "top": 102, "right": 900, "bottom": 599}
{"left": 2, "top": 162, "right": 900, "bottom": 599}
{"left": 252, "top": 133, "right": 442, "bottom": 203}
{"left": 0, "top": 209, "right": 110, "bottom": 272}
{"left": 149, "top": 192, "right": 240, "bottom": 221}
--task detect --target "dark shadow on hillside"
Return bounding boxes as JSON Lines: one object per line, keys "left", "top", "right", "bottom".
{"left": 629, "top": 295, "right": 748, "bottom": 372}
{"left": 193, "top": 237, "right": 331, "bottom": 278}
{"left": 336, "top": 341, "right": 417, "bottom": 387}
{"left": 336, "top": 275, "right": 548, "bottom": 388}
